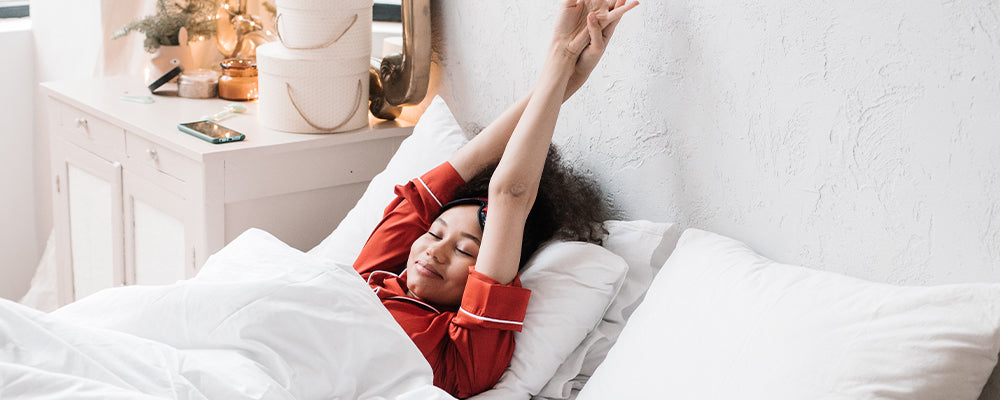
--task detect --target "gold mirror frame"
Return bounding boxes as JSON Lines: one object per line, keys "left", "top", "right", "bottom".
{"left": 369, "top": 0, "right": 430, "bottom": 120}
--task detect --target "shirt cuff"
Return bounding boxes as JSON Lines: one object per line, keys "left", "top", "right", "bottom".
{"left": 453, "top": 268, "right": 531, "bottom": 331}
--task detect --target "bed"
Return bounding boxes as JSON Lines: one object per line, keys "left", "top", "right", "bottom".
{"left": 3, "top": 96, "right": 999, "bottom": 400}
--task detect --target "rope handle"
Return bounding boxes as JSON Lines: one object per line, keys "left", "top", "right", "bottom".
{"left": 276, "top": 13, "right": 358, "bottom": 50}
{"left": 286, "top": 80, "right": 363, "bottom": 132}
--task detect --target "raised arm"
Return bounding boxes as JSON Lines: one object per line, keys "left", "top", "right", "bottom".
{"left": 447, "top": 92, "right": 533, "bottom": 182}
{"left": 448, "top": 0, "right": 639, "bottom": 182}
{"left": 472, "top": 0, "right": 638, "bottom": 284}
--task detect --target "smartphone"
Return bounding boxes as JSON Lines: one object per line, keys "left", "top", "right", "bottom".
{"left": 178, "top": 121, "right": 246, "bottom": 144}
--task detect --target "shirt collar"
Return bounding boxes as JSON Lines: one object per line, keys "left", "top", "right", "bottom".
{"left": 367, "top": 269, "right": 461, "bottom": 313}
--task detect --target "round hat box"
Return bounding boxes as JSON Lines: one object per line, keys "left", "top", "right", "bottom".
{"left": 256, "top": 42, "right": 370, "bottom": 134}
{"left": 275, "top": 1, "right": 372, "bottom": 55}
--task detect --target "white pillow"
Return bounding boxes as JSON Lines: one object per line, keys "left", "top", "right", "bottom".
{"left": 308, "top": 95, "right": 469, "bottom": 264}
{"left": 578, "top": 229, "right": 1000, "bottom": 400}
{"left": 470, "top": 241, "right": 628, "bottom": 400}
{"left": 538, "top": 220, "right": 680, "bottom": 399}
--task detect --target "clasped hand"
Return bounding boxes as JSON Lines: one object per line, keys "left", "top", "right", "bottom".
{"left": 550, "top": 0, "right": 640, "bottom": 100}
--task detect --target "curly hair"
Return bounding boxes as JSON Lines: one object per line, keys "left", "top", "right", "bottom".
{"left": 451, "top": 146, "right": 612, "bottom": 269}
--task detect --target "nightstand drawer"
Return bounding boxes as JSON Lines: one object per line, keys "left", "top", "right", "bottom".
{"left": 125, "top": 133, "right": 199, "bottom": 183}
{"left": 54, "top": 102, "right": 125, "bottom": 159}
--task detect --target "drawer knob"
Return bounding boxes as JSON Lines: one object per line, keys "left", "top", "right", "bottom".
{"left": 146, "top": 148, "right": 158, "bottom": 161}
{"left": 75, "top": 117, "right": 88, "bottom": 129}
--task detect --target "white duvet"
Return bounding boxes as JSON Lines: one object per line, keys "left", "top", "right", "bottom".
{"left": 0, "top": 229, "right": 455, "bottom": 400}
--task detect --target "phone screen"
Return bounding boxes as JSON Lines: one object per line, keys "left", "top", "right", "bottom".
{"left": 182, "top": 121, "right": 243, "bottom": 139}
{"left": 178, "top": 121, "right": 245, "bottom": 144}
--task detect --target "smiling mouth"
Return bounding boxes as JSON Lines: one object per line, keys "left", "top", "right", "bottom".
{"left": 413, "top": 261, "right": 444, "bottom": 279}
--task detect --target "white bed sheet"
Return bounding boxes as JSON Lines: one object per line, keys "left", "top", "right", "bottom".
{"left": 0, "top": 228, "right": 455, "bottom": 400}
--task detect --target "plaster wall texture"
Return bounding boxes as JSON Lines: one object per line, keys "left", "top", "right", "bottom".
{"left": 427, "top": 0, "right": 1000, "bottom": 285}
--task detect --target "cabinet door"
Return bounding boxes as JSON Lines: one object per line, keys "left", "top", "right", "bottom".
{"left": 122, "top": 171, "right": 194, "bottom": 286}
{"left": 52, "top": 140, "right": 125, "bottom": 302}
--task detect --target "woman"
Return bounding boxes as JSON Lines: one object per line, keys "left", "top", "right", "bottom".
{"left": 353, "top": 0, "right": 638, "bottom": 397}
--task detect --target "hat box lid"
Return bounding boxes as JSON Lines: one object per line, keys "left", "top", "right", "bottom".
{"left": 275, "top": 0, "right": 372, "bottom": 12}
{"left": 256, "top": 42, "right": 370, "bottom": 78}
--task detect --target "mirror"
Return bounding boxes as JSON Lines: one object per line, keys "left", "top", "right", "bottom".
{"left": 369, "top": 0, "right": 430, "bottom": 120}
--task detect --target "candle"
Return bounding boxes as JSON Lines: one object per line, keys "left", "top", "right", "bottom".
{"left": 219, "top": 58, "right": 259, "bottom": 101}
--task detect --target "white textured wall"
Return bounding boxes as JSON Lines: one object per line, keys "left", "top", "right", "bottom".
{"left": 0, "top": 18, "right": 38, "bottom": 300}
{"left": 429, "top": 0, "right": 1000, "bottom": 285}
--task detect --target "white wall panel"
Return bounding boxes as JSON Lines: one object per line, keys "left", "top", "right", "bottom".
{"left": 0, "top": 19, "right": 38, "bottom": 301}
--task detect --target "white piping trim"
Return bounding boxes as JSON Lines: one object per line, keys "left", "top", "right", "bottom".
{"left": 366, "top": 269, "right": 444, "bottom": 314}
{"left": 389, "top": 296, "right": 442, "bottom": 314}
{"left": 417, "top": 177, "right": 443, "bottom": 208}
{"left": 367, "top": 270, "right": 399, "bottom": 285}
{"left": 458, "top": 307, "right": 524, "bottom": 326}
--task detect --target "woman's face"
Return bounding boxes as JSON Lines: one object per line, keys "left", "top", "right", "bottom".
{"left": 406, "top": 205, "right": 482, "bottom": 307}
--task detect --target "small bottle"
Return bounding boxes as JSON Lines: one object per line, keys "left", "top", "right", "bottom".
{"left": 218, "top": 58, "right": 258, "bottom": 101}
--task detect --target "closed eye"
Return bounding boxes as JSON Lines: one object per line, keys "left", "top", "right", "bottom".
{"left": 427, "top": 231, "right": 442, "bottom": 239}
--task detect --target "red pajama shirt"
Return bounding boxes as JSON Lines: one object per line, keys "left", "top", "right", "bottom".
{"left": 353, "top": 162, "right": 531, "bottom": 398}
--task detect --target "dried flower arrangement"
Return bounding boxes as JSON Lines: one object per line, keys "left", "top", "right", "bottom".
{"left": 112, "top": 0, "right": 220, "bottom": 53}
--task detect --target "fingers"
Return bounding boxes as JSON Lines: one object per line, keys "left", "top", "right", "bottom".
{"left": 589, "top": 0, "right": 637, "bottom": 32}
{"left": 586, "top": 12, "right": 604, "bottom": 51}
{"left": 602, "top": 16, "right": 621, "bottom": 39}
{"left": 566, "top": 25, "right": 592, "bottom": 55}
{"left": 608, "top": 0, "right": 639, "bottom": 20}
{"left": 557, "top": 0, "right": 634, "bottom": 57}
{"left": 599, "top": 0, "right": 637, "bottom": 38}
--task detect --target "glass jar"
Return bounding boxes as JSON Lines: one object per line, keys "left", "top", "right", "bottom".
{"left": 177, "top": 69, "right": 219, "bottom": 99}
{"left": 218, "top": 58, "right": 258, "bottom": 101}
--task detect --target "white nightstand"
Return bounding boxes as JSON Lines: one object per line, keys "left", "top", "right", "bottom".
{"left": 43, "top": 76, "right": 413, "bottom": 305}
